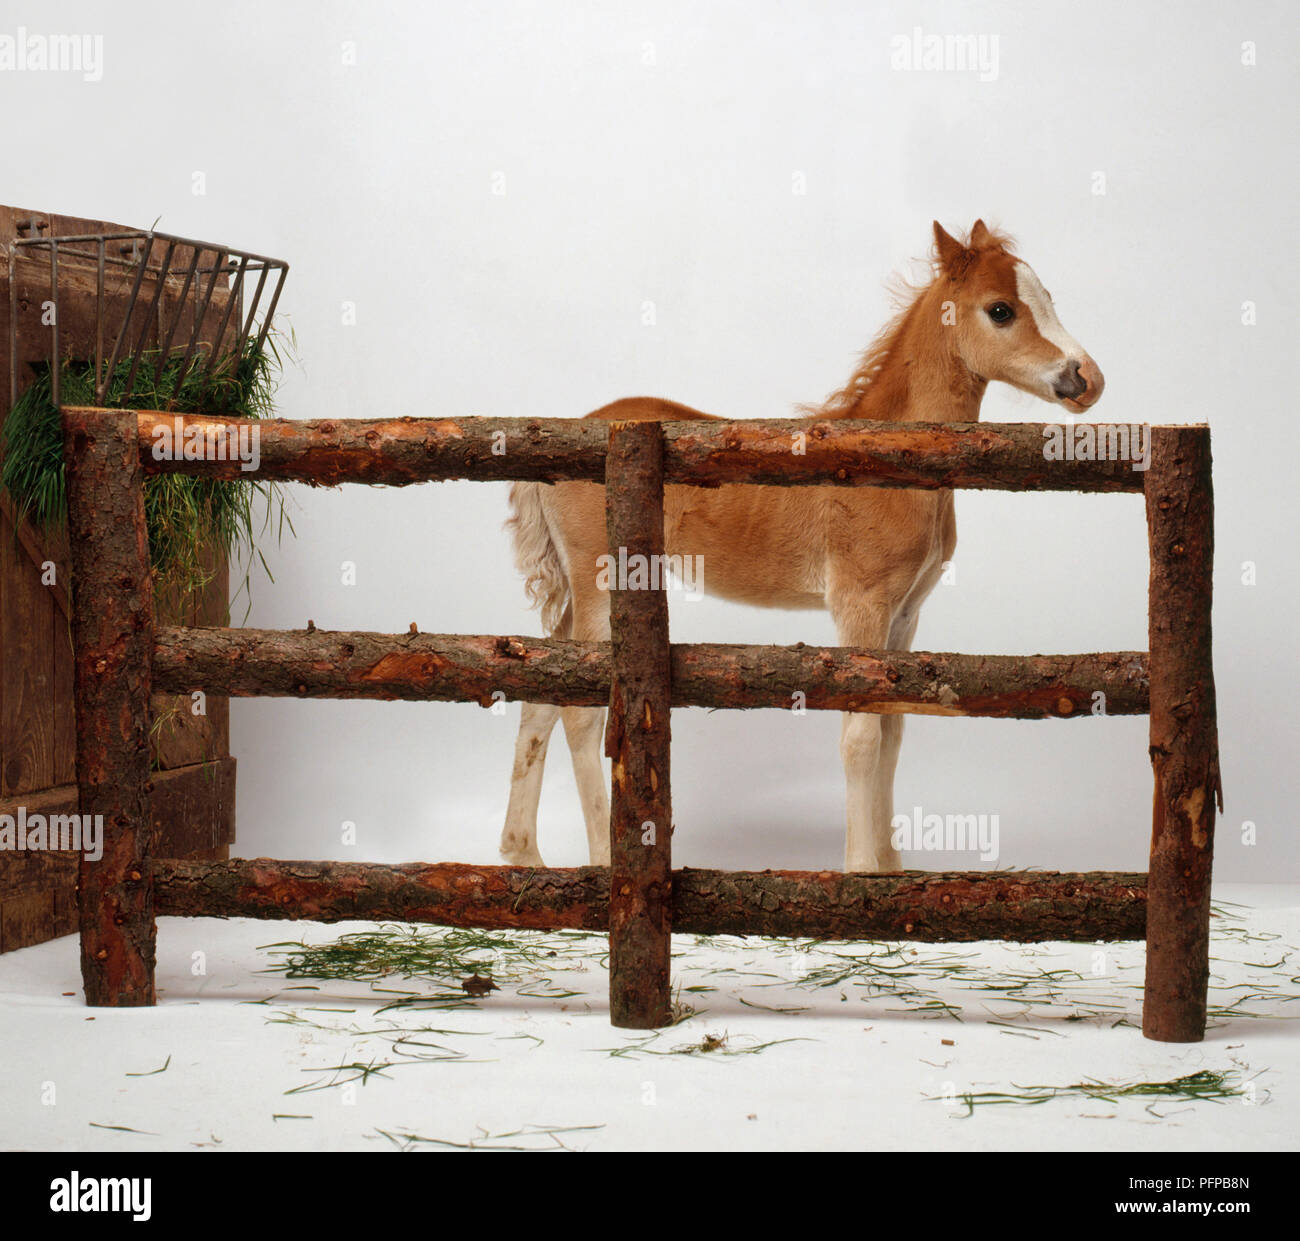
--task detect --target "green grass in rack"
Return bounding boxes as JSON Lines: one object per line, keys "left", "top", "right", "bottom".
{"left": 0, "top": 338, "right": 293, "bottom": 610}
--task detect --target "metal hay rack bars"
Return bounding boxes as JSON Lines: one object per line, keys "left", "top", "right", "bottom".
{"left": 8, "top": 219, "right": 287, "bottom": 409}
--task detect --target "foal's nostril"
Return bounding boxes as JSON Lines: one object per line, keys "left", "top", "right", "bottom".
{"left": 1053, "top": 362, "right": 1087, "bottom": 401}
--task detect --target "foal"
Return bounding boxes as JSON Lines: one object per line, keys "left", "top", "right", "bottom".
{"left": 500, "top": 220, "right": 1103, "bottom": 872}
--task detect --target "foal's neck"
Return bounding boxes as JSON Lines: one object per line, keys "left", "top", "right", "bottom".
{"left": 834, "top": 283, "right": 987, "bottom": 423}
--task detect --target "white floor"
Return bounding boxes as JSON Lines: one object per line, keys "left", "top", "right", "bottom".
{"left": 2, "top": 884, "right": 1296, "bottom": 1152}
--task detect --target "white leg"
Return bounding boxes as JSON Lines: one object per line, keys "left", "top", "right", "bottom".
{"left": 830, "top": 594, "right": 897, "bottom": 872}
{"left": 499, "top": 701, "right": 560, "bottom": 866}
{"left": 561, "top": 706, "right": 611, "bottom": 865}
{"left": 869, "top": 610, "right": 919, "bottom": 871}
{"left": 841, "top": 712, "right": 898, "bottom": 871}
{"left": 868, "top": 714, "right": 905, "bottom": 870}
{"left": 563, "top": 591, "right": 613, "bottom": 866}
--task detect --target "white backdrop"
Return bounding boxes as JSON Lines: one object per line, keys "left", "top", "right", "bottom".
{"left": 5, "top": 0, "right": 1295, "bottom": 879}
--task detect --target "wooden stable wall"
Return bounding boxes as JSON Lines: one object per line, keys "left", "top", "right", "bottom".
{"left": 0, "top": 204, "right": 236, "bottom": 952}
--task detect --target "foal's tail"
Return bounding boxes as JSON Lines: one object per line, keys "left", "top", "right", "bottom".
{"left": 506, "top": 482, "right": 571, "bottom": 636}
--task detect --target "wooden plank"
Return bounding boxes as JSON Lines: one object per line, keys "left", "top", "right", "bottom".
{"left": 53, "top": 605, "right": 75, "bottom": 785}
{"left": 0, "top": 204, "right": 52, "bottom": 411}
{"left": 0, "top": 888, "right": 53, "bottom": 954}
{"left": 150, "top": 545, "right": 230, "bottom": 770}
{"left": 0, "top": 780, "right": 103, "bottom": 892}
{"left": 0, "top": 506, "right": 55, "bottom": 797}
{"left": 0, "top": 498, "right": 4, "bottom": 809}
{"left": 198, "top": 543, "right": 230, "bottom": 762}
{"left": 150, "top": 692, "right": 221, "bottom": 770}
{"left": 0, "top": 759, "right": 236, "bottom": 886}
{"left": 0, "top": 496, "right": 70, "bottom": 620}
{"left": 50, "top": 879, "right": 77, "bottom": 939}
{"left": 148, "top": 756, "right": 237, "bottom": 857}
{"left": 0, "top": 757, "right": 237, "bottom": 951}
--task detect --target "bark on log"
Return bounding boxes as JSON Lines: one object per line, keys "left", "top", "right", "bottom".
{"left": 152, "top": 627, "right": 1150, "bottom": 719}
{"left": 662, "top": 419, "right": 1148, "bottom": 492}
{"left": 152, "top": 858, "right": 1148, "bottom": 943}
{"left": 1142, "top": 426, "right": 1221, "bottom": 1043}
{"left": 152, "top": 628, "right": 610, "bottom": 706}
{"left": 670, "top": 644, "right": 1149, "bottom": 718}
{"left": 63, "top": 407, "right": 157, "bottom": 1006}
{"left": 109, "top": 408, "right": 1145, "bottom": 491}
{"left": 125, "top": 409, "right": 610, "bottom": 484}
{"left": 604, "top": 421, "right": 673, "bottom": 1028}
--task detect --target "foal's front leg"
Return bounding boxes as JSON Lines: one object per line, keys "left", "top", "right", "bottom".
{"left": 869, "top": 610, "right": 919, "bottom": 870}
{"left": 838, "top": 713, "right": 901, "bottom": 872}
{"left": 831, "top": 594, "right": 902, "bottom": 872}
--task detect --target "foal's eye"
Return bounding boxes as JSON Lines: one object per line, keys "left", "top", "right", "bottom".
{"left": 986, "top": 302, "right": 1015, "bottom": 325}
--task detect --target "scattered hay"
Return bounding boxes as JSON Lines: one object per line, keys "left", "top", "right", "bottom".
{"left": 374, "top": 1122, "right": 605, "bottom": 1152}
{"left": 935, "top": 1068, "right": 1267, "bottom": 1118}
{"left": 260, "top": 924, "right": 600, "bottom": 1013}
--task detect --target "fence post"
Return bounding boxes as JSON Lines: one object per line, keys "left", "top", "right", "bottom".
{"left": 1142, "top": 425, "right": 1221, "bottom": 1042}
{"left": 604, "top": 420, "right": 673, "bottom": 1028}
{"left": 63, "top": 407, "right": 157, "bottom": 1006}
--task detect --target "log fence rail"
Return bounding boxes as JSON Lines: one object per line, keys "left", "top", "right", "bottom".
{"left": 61, "top": 406, "right": 1219, "bottom": 1041}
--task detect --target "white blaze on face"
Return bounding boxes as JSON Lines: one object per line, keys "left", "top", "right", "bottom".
{"left": 1014, "top": 261, "right": 1085, "bottom": 364}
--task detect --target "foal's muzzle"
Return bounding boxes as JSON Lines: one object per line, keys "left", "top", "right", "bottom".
{"left": 1054, "top": 357, "right": 1104, "bottom": 410}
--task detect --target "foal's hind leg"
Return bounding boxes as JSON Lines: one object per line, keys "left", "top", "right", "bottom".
{"left": 500, "top": 702, "right": 561, "bottom": 866}
{"left": 561, "top": 590, "right": 613, "bottom": 866}
{"left": 561, "top": 706, "right": 610, "bottom": 865}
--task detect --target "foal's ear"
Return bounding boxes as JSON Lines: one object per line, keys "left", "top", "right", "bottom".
{"left": 970, "top": 218, "right": 992, "bottom": 247}
{"left": 932, "top": 221, "right": 966, "bottom": 269}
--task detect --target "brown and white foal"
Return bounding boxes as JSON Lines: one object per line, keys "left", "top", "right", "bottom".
{"left": 501, "top": 220, "right": 1103, "bottom": 872}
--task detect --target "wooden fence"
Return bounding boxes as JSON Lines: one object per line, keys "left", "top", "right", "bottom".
{"left": 60, "top": 407, "right": 1220, "bottom": 1041}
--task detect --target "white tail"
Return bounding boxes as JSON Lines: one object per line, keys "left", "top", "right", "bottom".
{"left": 501, "top": 482, "right": 608, "bottom": 869}
{"left": 506, "top": 482, "right": 570, "bottom": 636}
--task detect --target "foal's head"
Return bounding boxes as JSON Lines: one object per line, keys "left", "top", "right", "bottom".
{"left": 933, "top": 220, "right": 1104, "bottom": 412}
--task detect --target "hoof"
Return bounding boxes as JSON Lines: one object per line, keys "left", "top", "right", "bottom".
{"left": 500, "top": 850, "right": 545, "bottom": 868}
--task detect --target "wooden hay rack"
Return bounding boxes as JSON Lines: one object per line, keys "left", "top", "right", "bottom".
{"left": 0, "top": 207, "right": 290, "bottom": 951}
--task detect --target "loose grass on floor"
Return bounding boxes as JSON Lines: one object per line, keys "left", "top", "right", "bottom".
{"left": 935, "top": 1068, "right": 1267, "bottom": 1118}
